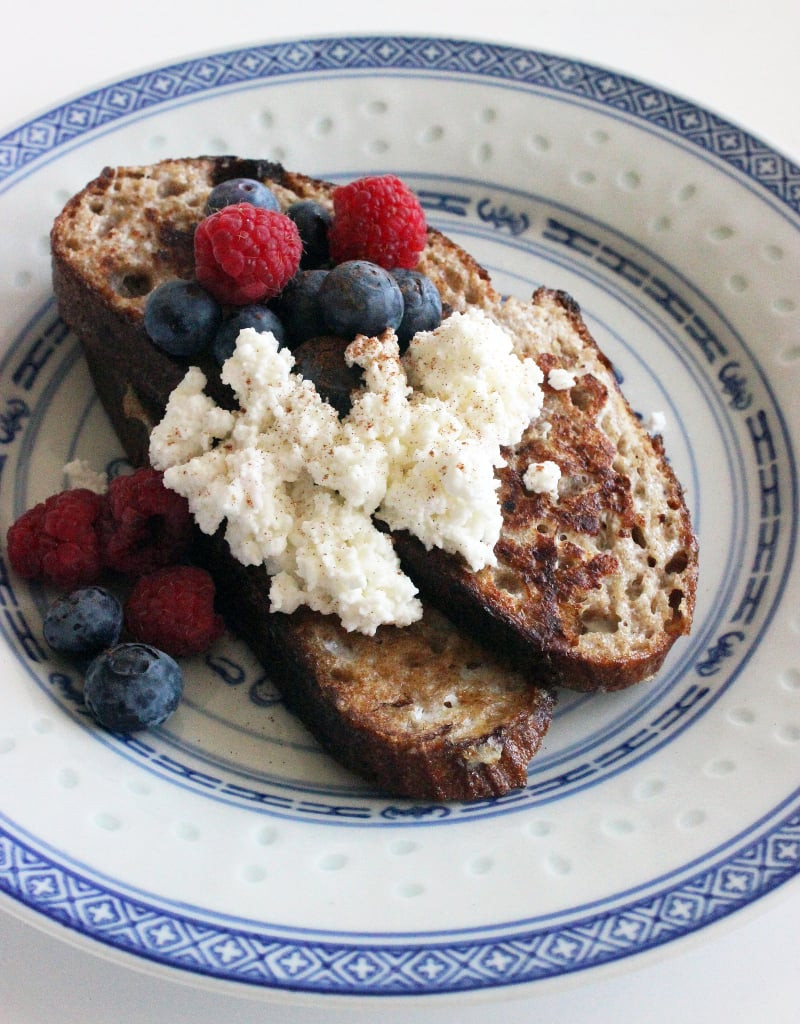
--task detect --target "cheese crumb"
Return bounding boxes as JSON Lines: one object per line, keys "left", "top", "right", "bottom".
{"left": 150, "top": 309, "right": 544, "bottom": 635}
{"left": 547, "top": 367, "right": 577, "bottom": 390}
{"left": 523, "top": 460, "right": 561, "bottom": 497}
{"left": 63, "top": 459, "right": 108, "bottom": 494}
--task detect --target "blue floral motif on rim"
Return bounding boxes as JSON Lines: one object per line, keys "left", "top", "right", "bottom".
{"left": 1, "top": 810, "right": 799, "bottom": 993}
{"left": 1, "top": 37, "right": 799, "bottom": 213}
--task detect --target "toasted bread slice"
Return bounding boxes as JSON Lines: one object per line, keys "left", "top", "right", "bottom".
{"left": 394, "top": 286, "right": 698, "bottom": 691}
{"left": 50, "top": 156, "right": 696, "bottom": 794}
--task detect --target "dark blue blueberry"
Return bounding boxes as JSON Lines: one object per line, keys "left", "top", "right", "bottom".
{"left": 292, "top": 336, "right": 362, "bottom": 417}
{"left": 319, "top": 261, "right": 404, "bottom": 340}
{"left": 272, "top": 269, "right": 329, "bottom": 346}
{"left": 205, "top": 177, "right": 280, "bottom": 214}
{"left": 213, "top": 304, "right": 287, "bottom": 365}
{"left": 286, "top": 200, "right": 332, "bottom": 268}
{"left": 390, "top": 269, "right": 443, "bottom": 348}
{"left": 144, "top": 280, "right": 222, "bottom": 358}
{"left": 84, "top": 643, "right": 183, "bottom": 733}
{"left": 43, "top": 587, "right": 123, "bottom": 655}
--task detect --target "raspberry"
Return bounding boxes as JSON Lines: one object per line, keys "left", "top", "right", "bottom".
{"left": 100, "top": 468, "right": 192, "bottom": 576}
{"left": 328, "top": 175, "right": 427, "bottom": 269}
{"left": 194, "top": 203, "right": 302, "bottom": 305}
{"left": 124, "top": 566, "right": 225, "bottom": 657}
{"left": 6, "top": 488, "right": 104, "bottom": 590}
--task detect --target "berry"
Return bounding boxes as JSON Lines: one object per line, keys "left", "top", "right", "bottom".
{"left": 205, "top": 177, "right": 280, "bottom": 215}
{"left": 124, "top": 565, "right": 225, "bottom": 657}
{"left": 7, "top": 488, "right": 104, "bottom": 590}
{"left": 328, "top": 175, "right": 427, "bottom": 269}
{"left": 144, "top": 280, "right": 222, "bottom": 357}
{"left": 100, "top": 468, "right": 192, "bottom": 576}
{"left": 43, "top": 586, "right": 122, "bottom": 655}
{"left": 292, "top": 336, "right": 362, "bottom": 417}
{"left": 84, "top": 643, "right": 183, "bottom": 732}
{"left": 391, "top": 269, "right": 443, "bottom": 348}
{"left": 213, "top": 304, "right": 286, "bottom": 365}
{"left": 194, "top": 203, "right": 302, "bottom": 306}
{"left": 319, "top": 260, "right": 404, "bottom": 339}
{"left": 271, "top": 269, "right": 329, "bottom": 346}
{"left": 286, "top": 200, "right": 332, "bottom": 268}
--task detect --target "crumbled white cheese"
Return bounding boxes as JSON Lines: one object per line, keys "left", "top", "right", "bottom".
{"left": 645, "top": 410, "right": 667, "bottom": 435}
{"left": 150, "top": 309, "right": 544, "bottom": 635}
{"left": 63, "top": 459, "right": 108, "bottom": 494}
{"left": 148, "top": 368, "right": 236, "bottom": 466}
{"left": 523, "top": 460, "right": 561, "bottom": 497}
{"left": 547, "top": 367, "right": 577, "bottom": 390}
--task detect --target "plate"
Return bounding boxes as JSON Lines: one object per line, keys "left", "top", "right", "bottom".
{"left": 0, "top": 36, "right": 798, "bottom": 1000}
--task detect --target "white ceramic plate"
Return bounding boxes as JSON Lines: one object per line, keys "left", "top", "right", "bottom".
{"left": 0, "top": 36, "right": 798, "bottom": 1001}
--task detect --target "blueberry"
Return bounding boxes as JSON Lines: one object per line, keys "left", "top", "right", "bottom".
{"left": 272, "top": 269, "right": 329, "bottom": 346}
{"left": 84, "top": 643, "right": 183, "bottom": 733}
{"left": 391, "top": 269, "right": 443, "bottom": 348}
{"left": 43, "top": 586, "right": 123, "bottom": 655}
{"left": 144, "top": 280, "right": 222, "bottom": 358}
{"left": 292, "top": 335, "right": 362, "bottom": 416}
{"left": 319, "top": 261, "right": 404, "bottom": 339}
{"left": 286, "top": 200, "right": 332, "bottom": 268}
{"left": 205, "top": 177, "right": 280, "bottom": 214}
{"left": 213, "top": 304, "right": 287, "bottom": 365}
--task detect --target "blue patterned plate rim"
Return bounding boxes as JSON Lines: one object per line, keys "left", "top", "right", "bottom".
{"left": 1, "top": 34, "right": 798, "bottom": 211}
{"left": 2, "top": 801, "right": 798, "bottom": 995}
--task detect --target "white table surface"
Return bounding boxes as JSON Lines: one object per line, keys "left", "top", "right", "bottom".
{"left": 2, "top": 3, "right": 798, "bottom": 1022}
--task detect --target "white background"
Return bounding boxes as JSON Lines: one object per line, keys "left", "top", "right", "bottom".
{"left": 2, "top": 2, "right": 798, "bottom": 1022}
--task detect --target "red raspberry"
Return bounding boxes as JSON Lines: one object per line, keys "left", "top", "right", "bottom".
{"left": 100, "top": 468, "right": 192, "bottom": 576}
{"left": 6, "top": 488, "right": 104, "bottom": 590}
{"left": 125, "top": 566, "right": 225, "bottom": 657}
{"left": 328, "top": 175, "right": 427, "bottom": 269}
{"left": 194, "top": 203, "right": 302, "bottom": 305}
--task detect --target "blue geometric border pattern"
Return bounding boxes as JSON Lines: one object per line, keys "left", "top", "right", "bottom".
{"left": 1, "top": 36, "right": 799, "bottom": 213}
{"left": 1, "top": 810, "right": 798, "bottom": 994}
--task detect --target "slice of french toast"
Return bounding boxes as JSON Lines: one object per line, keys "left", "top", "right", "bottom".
{"left": 394, "top": 287, "right": 698, "bottom": 692}
{"left": 50, "top": 156, "right": 696, "bottom": 797}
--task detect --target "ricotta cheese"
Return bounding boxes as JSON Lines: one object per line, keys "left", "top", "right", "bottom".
{"left": 523, "top": 460, "right": 562, "bottom": 498}
{"left": 645, "top": 410, "right": 667, "bottom": 435}
{"left": 547, "top": 367, "right": 577, "bottom": 391}
{"left": 63, "top": 458, "right": 108, "bottom": 494}
{"left": 150, "top": 309, "right": 544, "bottom": 634}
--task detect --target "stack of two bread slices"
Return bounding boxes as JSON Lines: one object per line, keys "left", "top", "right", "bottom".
{"left": 50, "top": 157, "right": 698, "bottom": 801}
